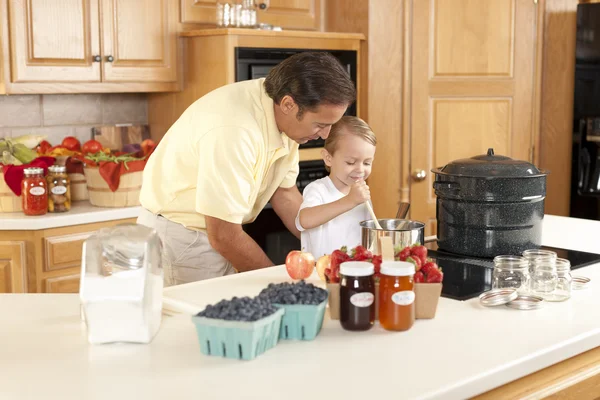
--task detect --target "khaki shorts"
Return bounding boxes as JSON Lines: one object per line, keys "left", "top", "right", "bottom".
{"left": 137, "top": 208, "right": 236, "bottom": 287}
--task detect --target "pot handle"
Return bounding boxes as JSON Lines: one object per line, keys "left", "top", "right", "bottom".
{"left": 433, "top": 181, "right": 460, "bottom": 193}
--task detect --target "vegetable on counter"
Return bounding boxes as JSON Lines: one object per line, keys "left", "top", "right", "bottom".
{"left": 82, "top": 140, "right": 103, "bottom": 154}
{"left": 84, "top": 151, "right": 148, "bottom": 170}
{"left": 9, "top": 134, "right": 47, "bottom": 149}
{"left": 61, "top": 136, "right": 81, "bottom": 152}
{"left": 0, "top": 139, "right": 40, "bottom": 165}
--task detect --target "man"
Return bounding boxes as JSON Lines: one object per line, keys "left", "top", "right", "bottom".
{"left": 137, "top": 51, "right": 356, "bottom": 286}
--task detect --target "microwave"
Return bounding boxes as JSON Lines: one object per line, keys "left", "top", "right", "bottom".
{"left": 235, "top": 46, "right": 358, "bottom": 149}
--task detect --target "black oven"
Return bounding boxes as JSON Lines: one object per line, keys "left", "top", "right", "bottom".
{"left": 243, "top": 160, "right": 328, "bottom": 265}
{"left": 236, "top": 46, "right": 358, "bottom": 264}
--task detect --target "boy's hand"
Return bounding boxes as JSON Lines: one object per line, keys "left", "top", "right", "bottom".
{"left": 348, "top": 180, "right": 371, "bottom": 205}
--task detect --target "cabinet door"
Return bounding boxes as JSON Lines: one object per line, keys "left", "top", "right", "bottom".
{"left": 101, "top": 0, "right": 177, "bottom": 82}
{"left": 44, "top": 274, "right": 80, "bottom": 293}
{"left": 0, "top": 241, "right": 27, "bottom": 293}
{"left": 409, "top": 0, "right": 540, "bottom": 235}
{"left": 257, "top": 0, "right": 321, "bottom": 31}
{"left": 8, "top": 0, "right": 101, "bottom": 82}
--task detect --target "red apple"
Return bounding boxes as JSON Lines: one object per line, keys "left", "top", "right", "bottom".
{"left": 285, "top": 250, "right": 315, "bottom": 280}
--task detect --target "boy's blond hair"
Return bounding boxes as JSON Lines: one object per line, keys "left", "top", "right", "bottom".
{"left": 324, "top": 116, "right": 377, "bottom": 155}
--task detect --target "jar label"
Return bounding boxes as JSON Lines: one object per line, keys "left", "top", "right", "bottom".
{"left": 350, "top": 292, "right": 374, "bottom": 308}
{"left": 30, "top": 187, "right": 45, "bottom": 196}
{"left": 392, "top": 291, "right": 415, "bottom": 306}
{"left": 51, "top": 186, "right": 67, "bottom": 195}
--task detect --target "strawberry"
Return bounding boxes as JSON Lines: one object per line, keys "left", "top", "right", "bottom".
{"left": 421, "top": 261, "right": 439, "bottom": 277}
{"left": 414, "top": 271, "right": 425, "bottom": 283}
{"left": 330, "top": 247, "right": 350, "bottom": 270}
{"left": 406, "top": 256, "right": 422, "bottom": 271}
{"left": 410, "top": 245, "right": 428, "bottom": 266}
{"left": 396, "top": 246, "right": 412, "bottom": 261}
{"left": 426, "top": 268, "right": 444, "bottom": 283}
{"left": 350, "top": 245, "right": 372, "bottom": 261}
{"left": 371, "top": 255, "right": 382, "bottom": 275}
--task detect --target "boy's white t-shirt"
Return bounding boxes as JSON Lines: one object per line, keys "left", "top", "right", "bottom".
{"left": 295, "top": 176, "right": 371, "bottom": 258}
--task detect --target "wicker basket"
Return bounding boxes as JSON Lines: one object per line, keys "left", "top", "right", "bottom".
{"left": 69, "top": 172, "right": 89, "bottom": 201}
{"left": 84, "top": 166, "right": 142, "bottom": 207}
{"left": 0, "top": 169, "right": 22, "bottom": 213}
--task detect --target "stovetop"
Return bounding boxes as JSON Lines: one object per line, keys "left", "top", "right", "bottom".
{"left": 424, "top": 241, "right": 600, "bottom": 301}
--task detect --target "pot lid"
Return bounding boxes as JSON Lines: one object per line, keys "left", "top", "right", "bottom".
{"left": 435, "top": 148, "right": 547, "bottom": 178}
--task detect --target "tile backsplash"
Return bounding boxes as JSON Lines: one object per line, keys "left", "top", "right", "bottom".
{"left": 0, "top": 93, "right": 147, "bottom": 144}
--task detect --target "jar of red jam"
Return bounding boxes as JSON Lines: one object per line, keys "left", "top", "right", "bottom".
{"left": 379, "top": 261, "right": 415, "bottom": 331}
{"left": 340, "top": 261, "right": 375, "bottom": 331}
{"left": 22, "top": 167, "right": 48, "bottom": 216}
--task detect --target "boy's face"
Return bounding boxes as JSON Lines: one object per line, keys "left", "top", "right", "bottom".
{"left": 323, "top": 132, "right": 376, "bottom": 188}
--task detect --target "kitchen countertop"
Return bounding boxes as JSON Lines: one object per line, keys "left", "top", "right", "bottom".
{"left": 0, "top": 201, "right": 141, "bottom": 230}
{"left": 0, "top": 215, "right": 598, "bottom": 400}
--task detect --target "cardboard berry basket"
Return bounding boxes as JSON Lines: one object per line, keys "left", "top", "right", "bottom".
{"left": 414, "top": 283, "right": 442, "bottom": 319}
{"left": 191, "top": 308, "right": 284, "bottom": 361}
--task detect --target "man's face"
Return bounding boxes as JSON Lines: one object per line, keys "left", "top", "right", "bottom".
{"left": 277, "top": 97, "right": 348, "bottom": 144}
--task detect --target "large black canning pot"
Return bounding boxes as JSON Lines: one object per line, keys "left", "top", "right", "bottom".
{"left": 431, "top": 148, "right": 548, "bottom": 258}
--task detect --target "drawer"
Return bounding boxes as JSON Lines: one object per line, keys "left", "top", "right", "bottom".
{"left": 43, "top": 274, "right": 80, "bottom": 293}
{"left": 44, "top": 232, "right": 93, "bottom": 272}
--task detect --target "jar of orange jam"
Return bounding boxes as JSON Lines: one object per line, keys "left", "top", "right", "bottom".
{"left": 379, "top": 261, "right": 415, "bottom": 331}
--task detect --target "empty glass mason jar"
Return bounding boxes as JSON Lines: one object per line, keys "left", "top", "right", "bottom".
{"left": 542, "top": 258, "right": 572, "bottom": 302}
{"left": 492, "top": 255, "right": 531, "bottom": 294}
{"left": 530, "top": 259, "right": 558, "bottom": 298}
{"left": 522, "top": 249, "right": 557, "bottom": 274}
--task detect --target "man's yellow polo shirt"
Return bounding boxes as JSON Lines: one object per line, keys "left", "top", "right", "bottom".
{"left": 139, "top": 78, "right": 299, "bottom": 231}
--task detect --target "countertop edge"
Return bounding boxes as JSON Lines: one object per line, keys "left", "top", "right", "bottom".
{"left": 180, "top": 28, "right": 366, "bottom": 40}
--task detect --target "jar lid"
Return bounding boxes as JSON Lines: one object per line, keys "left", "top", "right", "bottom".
{"left": 380, "top": 261, "right": 415, "bottom": 276}
{"left": 340, "top": 261, "right": 374, "bottom": 277}
{"left": 572, "top": 275, "right": 591, "bottom": 290}
{"left": 505, "top": 294, "right": 544, "bottom": 310}
{"left": 48, "top": 165, "right": 66, "bottom": 173}
{"left": 433, "top": 148, "right": 547, "bottom": 178}
{"left": 23, "top": 167, "right": 44, "bottom": 175}
{"left": 479, "top": 288, "right": 518, "bottom": 307}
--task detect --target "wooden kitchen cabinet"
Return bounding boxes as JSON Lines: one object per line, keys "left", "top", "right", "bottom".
{"left": 1, "top": 0, "right": 178, "bottom": 94}
{"left": 327, "top": 0, "right": 544, "bottom": 235}
{"left": 181, "top": 0, "right": 321, "bottom": 30}
{"left": 0, "top": 241, "right": 27, "bottom": 293}
{"left": 0, "top": 218, "right": 136, "bottom": 294}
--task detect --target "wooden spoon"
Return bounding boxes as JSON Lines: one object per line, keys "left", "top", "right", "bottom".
{"left": 365, "top": 201, "right": 383, "bottom": 229}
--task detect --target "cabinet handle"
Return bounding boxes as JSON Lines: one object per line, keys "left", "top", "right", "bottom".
{"left": 106, "top": 55, "right": 114, "bottom": 62}
{"left": 93, "top": 55, "right": 101, "bottom": 62}
{"left": 258, "top": 2, "right": 267, "bottom": 10}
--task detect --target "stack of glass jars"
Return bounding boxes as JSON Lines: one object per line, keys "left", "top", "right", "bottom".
{"left": 517, "top": 249, "right": 572, "bottom": 302}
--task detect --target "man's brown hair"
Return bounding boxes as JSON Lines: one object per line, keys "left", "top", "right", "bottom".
{"left": 264, "top": 52, "right": 356, "bottom": 118}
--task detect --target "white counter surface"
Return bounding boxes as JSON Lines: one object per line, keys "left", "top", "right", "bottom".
{"left": 0, "top": 215, "right": 599, "bottom": 400}
{"left": 0, "top": 201, "right": 141, "bottom": 230}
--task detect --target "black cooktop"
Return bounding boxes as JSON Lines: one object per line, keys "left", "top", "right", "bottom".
{"left": 425, "top": 242, "right": 600, "bottom": 301}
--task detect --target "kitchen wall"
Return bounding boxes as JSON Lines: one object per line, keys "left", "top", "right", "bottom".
{"left": 0, "top": 93, "right": 148, "bottom": 144}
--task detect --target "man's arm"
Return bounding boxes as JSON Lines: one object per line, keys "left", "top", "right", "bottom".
{"left": 270, "top": 185, "right": 303, "bottom": 239}
{"left": 205, "top": 216, "right": 274, "bottom": 272}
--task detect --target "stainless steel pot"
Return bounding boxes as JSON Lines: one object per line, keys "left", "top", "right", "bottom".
{"left": 360, "top": 219, "right": 425, "bottom": 255}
